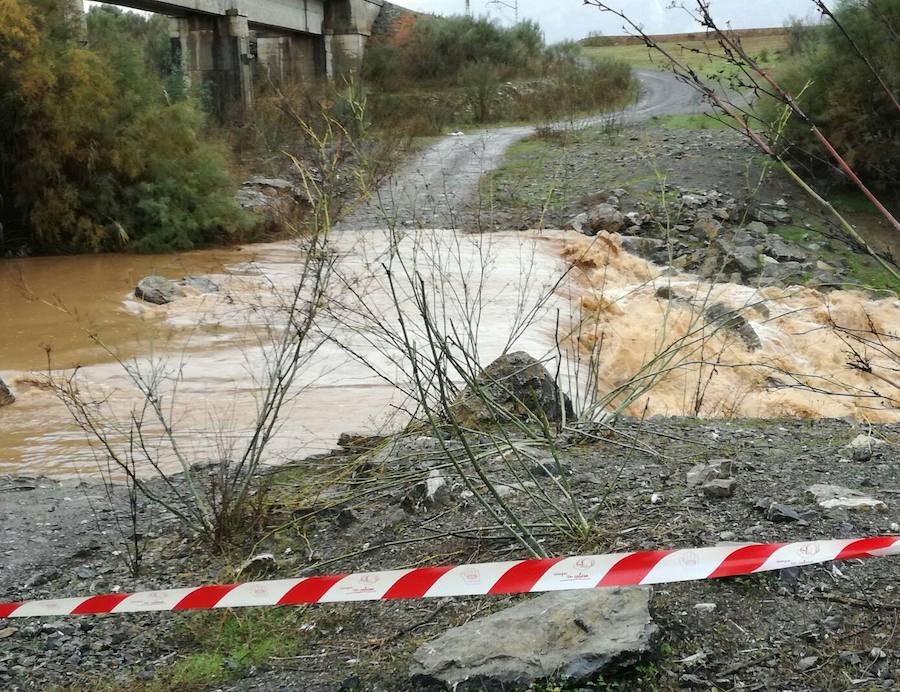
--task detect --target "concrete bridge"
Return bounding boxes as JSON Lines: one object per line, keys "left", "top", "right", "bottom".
{"left": 72, "top": 0, "right": 385, "bottom": 116}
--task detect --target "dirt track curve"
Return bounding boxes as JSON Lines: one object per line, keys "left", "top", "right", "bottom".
{"left": 338, "top": 70, "right": 702, "bottom": 230}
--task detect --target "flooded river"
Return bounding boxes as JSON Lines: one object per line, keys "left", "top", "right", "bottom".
{"left": 1, "top": 229, "right": 898, "bottom": 477}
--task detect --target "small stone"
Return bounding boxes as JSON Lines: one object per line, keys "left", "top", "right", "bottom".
{"left": 766, "top": 502, "right": 815, "bottom": 523}
{"left": 702, "top": 478, "right": 736, "bottom": 498}
{"left": 0, "top": 628, "right": 17, "bottom": 639}
{"left": 531, "top": 457, "right": 573, "bottom": 477}
{"left": 845, "top": 434, "right": 886, "bottom": 462}
{"left": 694, "top": 603, "right": 716, "bottom": 612}
{"left": 806, "top": 484, "right": 887, "bottom": 512}
{"left": 746, "top": 221, "right": 768, "bottom": 235}
{"left": 798, "top": 656, "right": 819, "bottom": 671}
{"left": 686, "top": 459, "right": 733, "bottom": 487}
{"left": 238, "top": 553, "right": 276, "bottom": 578}
{"left": 822, "top": 615, "right": 843, "bottom": 631}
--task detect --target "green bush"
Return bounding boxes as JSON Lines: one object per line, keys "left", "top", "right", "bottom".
{"left": 0, "top": 1, "right": 250, "bottom": 255}
{"left": 769, "top": 1, "right": 899, "bottom": 194}
{"left": 363, "top": 16, "right": 635, "bottom": 133}
{"left": 364, "top": 15, "right": 546, "bottom": 89}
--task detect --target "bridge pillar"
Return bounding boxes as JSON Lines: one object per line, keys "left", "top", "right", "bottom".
{"left": 169, "top": 10, "right": 254, "bottom": 120}
{"left": 324, "top": 0, "right": 383, "bottom": 78}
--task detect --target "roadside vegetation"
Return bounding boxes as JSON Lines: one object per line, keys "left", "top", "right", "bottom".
{"left": 362, "top": 15, "right": 637, "bottom": 135}
{"left": 764, "top": 0, "right": 899, "bottom": 198}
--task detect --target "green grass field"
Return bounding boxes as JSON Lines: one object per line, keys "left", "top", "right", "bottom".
{"left": 583, "top": 34, "right": 788, "bottom": 75}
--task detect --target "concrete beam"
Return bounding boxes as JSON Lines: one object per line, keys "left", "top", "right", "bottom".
{"left": 105, "top": 0, "right": 327, "bottom": 35}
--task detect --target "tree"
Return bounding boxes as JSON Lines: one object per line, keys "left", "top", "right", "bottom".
{"left": 0, "top": 0, "right": 250, "bottom": 255}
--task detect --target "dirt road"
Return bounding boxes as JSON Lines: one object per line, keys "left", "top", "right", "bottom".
{"left": 339, "top": 69, "right": 701, "bottom": 230}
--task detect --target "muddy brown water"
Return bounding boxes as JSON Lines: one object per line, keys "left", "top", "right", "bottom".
{"left": 0, "top": 231, "right": 571, "bottom": 477}
{"left": 2, "top": 229, "right": 899, "bottom": 480}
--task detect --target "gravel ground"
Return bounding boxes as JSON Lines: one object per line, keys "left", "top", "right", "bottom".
{"left": 1, "top": 417, "right": 898, "bottom": 690}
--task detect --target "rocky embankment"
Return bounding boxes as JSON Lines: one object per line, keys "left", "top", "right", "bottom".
{"left": 565, "top": 187, "right": 843, "bottom": 290}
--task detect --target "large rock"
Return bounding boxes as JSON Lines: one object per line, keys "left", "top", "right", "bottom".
{"left": 410, "top": 588, "right": 657, "bottom": 690}
{"left": 134, "top": 276, "right": 184, "bottom": 305}
{"left": 451, "top": 352, "right": 573, "bottom": 428}
{"left": 566, "top": 204, "right": 626, "bottom": 236}
{"left": 134, "top": 276, "right": 217, "bottom": 305}
{"left": 0, "top": 377, "right": 14, "bottom": 407}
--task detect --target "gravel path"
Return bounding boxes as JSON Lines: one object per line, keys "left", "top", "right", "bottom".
{"left": 338, "top": 70, "right": 701, "bottom": 230}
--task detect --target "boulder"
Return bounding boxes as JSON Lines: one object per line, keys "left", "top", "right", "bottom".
{"left": 236, "top": 176, "right": 310, "bottom": 212}
{"left": 806, "top": 484, "right": 886, "bottom": 512}
{"left": 451, "top": 352, "right": 573, "bottom": 428}
{"left": 0, "top": 377, "right": 14, "bottom": 407}
{"left": 134, "top": 276, "right": 184, "bottom": 305}
{"left": 410, "top": 588, "right": 657, "bottom": 690}
{"left": 566, "top": 204, "right": 626, "bottom": 236}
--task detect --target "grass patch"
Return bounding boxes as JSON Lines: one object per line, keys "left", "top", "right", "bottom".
{"left": 648, "top": 113, "right": 734, "bottom": 131}
{"left": 583, "top": 34, "right": 788, "bottom": 74}
{"left": 84, "top": 608, "right": 316, "bottom": 692}
{"left": 845, "top": 253, "right": 900, "bottom": 293}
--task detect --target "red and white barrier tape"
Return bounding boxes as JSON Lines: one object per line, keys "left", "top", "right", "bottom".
{"left": 2, "top": 536, "right": 897, "bottom": 618}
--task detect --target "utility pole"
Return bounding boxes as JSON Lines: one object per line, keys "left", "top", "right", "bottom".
{"left": 487, "top": 0, "right": 519, "bottom": 23}
{"left": 465, "top": 0, "right": 471, "bottom": 16}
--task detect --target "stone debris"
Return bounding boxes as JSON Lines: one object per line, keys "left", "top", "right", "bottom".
{"left": 564, "top": 185, "right": 845, "bottom": 290}
{"left": 410, "top": 588, "right": 657, "bottom": 689}
{"left": 806, "top": 484, "right": 887, "bottom": 512}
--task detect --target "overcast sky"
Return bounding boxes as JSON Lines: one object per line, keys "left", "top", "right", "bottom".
{"left": 86, "top": 1, "right": 825, "bottom": 45}
{"left": 399, "top": 0, "right": 822, "bottom": 43}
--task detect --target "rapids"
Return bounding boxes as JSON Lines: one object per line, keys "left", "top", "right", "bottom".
{"left": 0, "top": 229, "right": 897, "bottom": 477}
